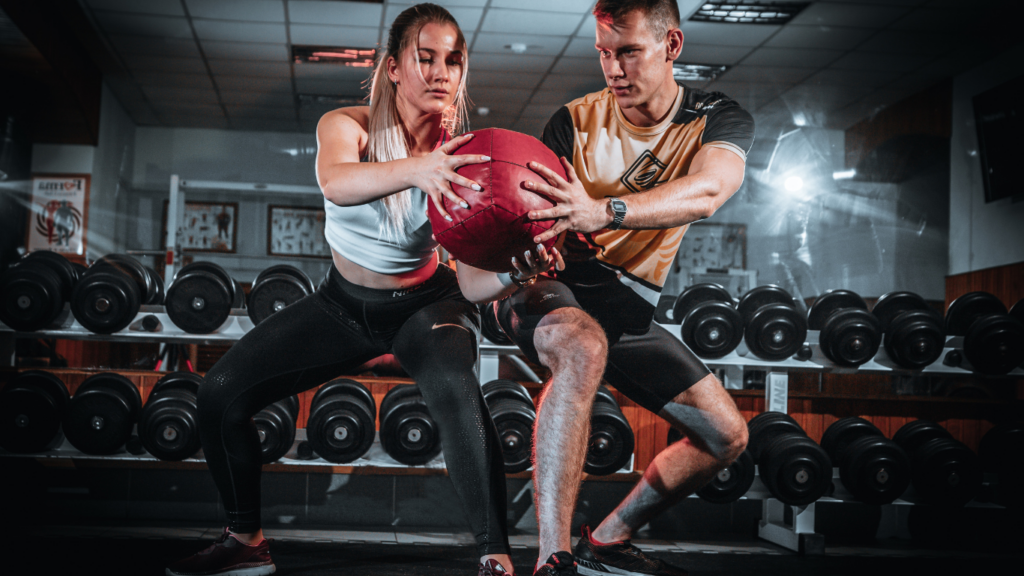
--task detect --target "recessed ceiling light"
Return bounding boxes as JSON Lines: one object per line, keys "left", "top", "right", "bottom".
{"left": 476, "top": 107, "right": 490, "bottom": 117}
{"left": 293, "top": 45, "right": 376, "bottom": 67}
{"left": 298, "top": 94, "right": 365, "bottom": 107}
{"left": 690, "top": 2, "right": 809, "bottom": 25}
{"left": 672, "top": 63, "right": 729, "bottom": 82}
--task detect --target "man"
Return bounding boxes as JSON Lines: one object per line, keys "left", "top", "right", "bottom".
{"left": 492, "top": 2, "right": 754, "bottom": 575}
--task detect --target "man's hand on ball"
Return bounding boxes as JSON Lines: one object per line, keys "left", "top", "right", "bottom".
{"left": 525, "top": 157, "right": 610, "bottom": 243}
{"left": 511, "top": 244, "right": 565, "bottom": 282}
{"left": 417, "top": 133, "right": 491, "bottom": 221}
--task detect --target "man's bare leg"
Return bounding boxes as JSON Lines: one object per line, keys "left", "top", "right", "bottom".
{"left": 591, "top": 374, "right": 748, "bottom": 543}
{"left": 532, "top": 308, "right": 609, "bottom": 569}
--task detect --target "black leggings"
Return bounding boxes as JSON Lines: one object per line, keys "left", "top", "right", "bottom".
{"left": 198, "top": 264, "right": 509, "bottom": 556}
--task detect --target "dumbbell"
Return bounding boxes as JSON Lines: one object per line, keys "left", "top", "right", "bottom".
{"left": 820, "top": 417, "right": 910, "bottom": 504}
{"left": 0, "top": 370, "right": 70, "bottom": 453}
{"left": 482, "top": 379, "right": 535, "bottom": 473}
{"left": 654, "top": 294, "right": 677, "bottom": 324}
{"left": 166, "top": 261, "right": 244, "bottom": 333}
{"left": 871, "top": 291, "right": 945, "bottom": 369}
{"left": 978, "top": 422, "right": 1024, "bottom": 508}
{"left": 71, "top": 254, "right": 157, "bottom": 334}
{"left": 807, "top": 289, "right": 881, "bottom": 367}
{"left": 747, "top": 412, "right": 832, "bottom": 506}
{"left": 673, "top": 424, "right": 755, "bottom": 504}
{"left": 892, "top": 419, "right": 981, "bottom": 506}
{"left": 138, "top": 372, "right": 203, "bottom": 461}
{"left": 737, "top": 285, "right": 807, "bottom": 361}
{"left": 673, "top": 284, "right": 743, "bottom": 359}
{"left": 380, "top": 384, "right": 441, "bottom": 465}
{"left": 307, "top": 378, "right": 376, "bottom": 463}
{"left": 63, "top": 373, "right": 142, "bottom": 455}
{"left": 144, "top": 265, "right": 165, "bottom": 305}
{"left": 585, "top": 386, "right": 635, "bottom": 476}
{"left": 1012, "top": 298, "right": 1024, "bottom": 369}
{"left": 944, "top": 292, "right": 1024, "bottom": 375}
{"left": 0, "top": 250, "right": 79, "bottom": 331}
{"left": 247, "top": 264, "right": 315, "bottom": 326}
{"left": 480, "top": 302, "right": 512, "bottom": 345}
{"left": 254, "top": 395, "right": 299, "bottom": 464}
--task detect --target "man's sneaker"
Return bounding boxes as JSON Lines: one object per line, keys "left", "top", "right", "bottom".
{"left": 479, "top": 558, "right": 515, "bottom": 576}
{"left": 166, "top": 528, "right": 275, "bottom": 576}
{"left": 533, "top": 551, "right": 576, "bottom": 576}
{"left": 574, "top": 526, "right": 687, "bottom": 576}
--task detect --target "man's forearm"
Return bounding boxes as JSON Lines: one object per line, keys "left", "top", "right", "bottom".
{"left": 615, "top": 169, "right": 726, "bottom": 230}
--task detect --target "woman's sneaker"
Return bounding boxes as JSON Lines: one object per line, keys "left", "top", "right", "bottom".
{"left": 166, "top": 529, "right": 275, "bottom": 576}
{"left": 479, "top": 558, "right": 514, "bottom": 576}
{"left": 573, "top": 526, "right": 687, "bottom": 576}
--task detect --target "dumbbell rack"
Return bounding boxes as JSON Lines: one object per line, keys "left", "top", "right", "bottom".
{"left": 1, "top": 309, "right": 1019, "bottom": 552}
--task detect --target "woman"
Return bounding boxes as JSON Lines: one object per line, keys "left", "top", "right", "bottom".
{"left": 167, "top": 5, "right": 561, "bottom": 576}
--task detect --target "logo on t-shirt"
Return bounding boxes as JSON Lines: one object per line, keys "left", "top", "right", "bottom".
{"left": 620, "top": 150, "right": 668, "bottom": 193}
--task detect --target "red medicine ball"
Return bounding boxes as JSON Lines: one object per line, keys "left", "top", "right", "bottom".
{"left": 428, "top": 128, "right": 566, "bottom": 273}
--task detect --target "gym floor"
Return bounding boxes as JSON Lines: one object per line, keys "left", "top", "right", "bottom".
{"left": 7, "top": 525, "right": 1018, "bottom": 575}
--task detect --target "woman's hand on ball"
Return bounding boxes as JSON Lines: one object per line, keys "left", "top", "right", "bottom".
{"left": 525, "top": 158, "right": 609, "bottom": 243}
{"left": 416, "top": 133, "right": 491, "bottom": 221}
{"left": 511, "top": 244, "right": 564, "bottom": 281}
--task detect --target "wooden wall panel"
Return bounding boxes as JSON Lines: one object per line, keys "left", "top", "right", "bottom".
{"left": 944, "top": 260, "right": 1024, "bottom": 311}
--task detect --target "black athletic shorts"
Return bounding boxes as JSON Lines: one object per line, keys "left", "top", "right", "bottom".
{"left": 493, "top": 268, "right": 712, "bottom": 414}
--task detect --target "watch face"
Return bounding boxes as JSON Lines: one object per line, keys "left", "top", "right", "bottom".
{"left": 611, "top": 198, "right": 627, "bottom": 211}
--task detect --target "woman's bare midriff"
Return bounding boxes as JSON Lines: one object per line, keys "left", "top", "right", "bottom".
{"left": 331, "top": 249, "right": 439, "bottom": 290}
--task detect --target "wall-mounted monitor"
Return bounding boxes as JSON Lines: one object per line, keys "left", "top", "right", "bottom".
{"left": 972, "top": 74, "right": 1024, "bottom": 203}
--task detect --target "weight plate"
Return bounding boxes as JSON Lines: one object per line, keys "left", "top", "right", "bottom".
{"left": 92, "top": 254, "right": 154, "bottom": 306}
{"left": 480, "top": 302, "right": 512, "bottom": 345}
{"left": 820, "top": 308, "right": 881, "bottom": 366}
{"left": 230, "top": 278, "right": 245, "bottom": 309}
{"left": 747, "top": 412, "right": 802, "bottom": 462}
{"left": 820, "top": 417, "right": 882, "bottom": 463}
{"left": 963, "top": 314, "right": 1024, "bottom": 375}
{"left": 807, "top": 289, "right": 867, "bottom": 331}
{"left": 696, "top": 449, "right": 755, "bottom": 504}
{"left": 165, "top": 269, "right": 233, "bottom": 333}
{"left": 884, "top": 310, "right": 944, "bottom": 369}
{"left": 762, "top": 434, "right": 832, "bottom": 506}
{"left": 0, "top": 265, "right": 65, "bottom": 331}
{"left": 892, "top": 420, "right": 951, "bottom": 455}
{"left": 23, "top": 251, "right": 77, "bottom": 301}
{"left": 76, "top": 373, "right": 142, "bottom": 421}
{"left": 144, "top": 266, "right": 165, "bottom": 305}
{"left": 71, "top": 270, "right": 141, "bottom": 334}
{"left": 312, "top": 379, "right": 376, "bottom": 417}
{"left": 489, "top": 398, "right": 536, "bottom": 473}
{"left": 63, "top": 373, "right": 141, "bottom": 455}
{"left": 745, "top": 303, "right": 807, "bottom": 361}
{"left": 381, "top": 393, "right": 441, "bottom": 465}
{"left": 594, "top": 386, "right": 619, "bottom": 408}
{"left": 672, "top": 283, "right": 732, "bottom": 324}
{"left": 380, "top": 384, "right": 422, "bottom": 423}
{"left": 1010, "top": 298, "right": 1024, "bottom": 325}
{"left": 654, "top": 294, "right": 677, "bottom": 325}
{"left": 945, "top": 291, "right": 1006, "bottom": 336}
{"left": 840, "top": 435, "right": 910, "bottom": 505}
{"left": 139, "top": 389, "right": 201, "bottom": 461}
{"left": 585, "top": 402, "right": 635, "bottom": 476}
{"left": 0, "top": 371, "right": 69, "bottom": 453}
{"left": 254, "top": 264, "right": 315, "bottom": 294}
{"left": 281, "top": 394, "right": 300, "bottom": 420}
{"left": 737, "top": 285, "right": 797, "bottom": 325}
{"left": 150, "top": 371, "right": 204, "bottom": 398}
{"left": 681, "top": 301, "right": 743, "bottom": 359}
{"left": 308, "top": 393, "right": 375, "bottom": 463}
{"left": 482, "top": 379, "right": 534, "bottom": 408}
{"left": 911, "top": 437, "right": 982, "bottom": 506}
{"left": 248, "top": 274, "right": 311, "bottom": 325}
{"left": 254, "top": 400, "right": 297, "bottom": 464}
{"left": 872, "top": 291, "right": 929, "bottom": 333}
{"left": 978, "top": 422, "right": 1024, "bottom": 473}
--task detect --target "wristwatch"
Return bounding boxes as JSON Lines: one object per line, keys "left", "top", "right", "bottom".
{"left": 608, "top": 197, "right": 627, "bottom": 230}
{"left": 509, "top": 271, "right": 538, "bottom": 288}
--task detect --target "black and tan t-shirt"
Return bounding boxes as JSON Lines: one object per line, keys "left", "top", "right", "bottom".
{"left": 542, "top": 82, "right": 754, "bottom": 309}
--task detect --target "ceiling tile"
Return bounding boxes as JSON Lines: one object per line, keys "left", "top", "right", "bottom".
{"left": 677, "top": 44, "right": 752, "bottom": 66}
{"left": 294, "top": 77, "right": 365, "bottom": 95}
{"left": 288, "top": 1, "right": 382, "bottom": 26}
{"left": 135, "top": 72, "right": 215, "bottom": 89}
{"left": 790, "top": 3, "right": 909, "bottom": 28}
{"left": 468, "top": 71, "right": 544, "bottom": 89}
{"left": 550, "top": 57, "right": 603, "bottom": 78}
{"left": 468, "top": 88, "right": 535, "bottom": 106}
{"left": 86, "top": 0, "right": 184, "bottom": 16}
{"left": 184, "top": 0, "right": 285, "bottom": 23}
{"left": 289, "top": 24, "right": 378, "bottom": 46}
{"left": 123, "top": 55, "right": 209, "bottom": 74}
{"left": 538, "top": 75, "right": 606, "bottom": 94}
{"left": 490, "top": 0, "right": 593, "bottom": 13}
{"left": 480, "top": 9, "right": 583, "bottom": 36}
{"left": 220, "top": 90, "right": 295, "bottom": 106}
{"left": 563, "top": 37, "right": 598, "bottom": 57}
{"left": 741, "top": 47, "right": 844, "bottom": 68}
{"left": 520, "top": 103, "right": 562, "bottom": 119}
{"left": 889, "top": 8, "right": 963, "bottom": 30}
{"left": 385, "top": 5, "right": 484, "bottom": 32}
{"left": 193, "top": 20, "right": 288, "bottom": 43}
{"left": 208, "top": 59, "right": 292, "bottom": 77}
{"left": 818, "top": 0, "right": 926, "bottom": 4}
{"left": 216, "top": 75, "right": 294, "bottom": 92}
{"left": 470, "top": 54, "right": 555, "bottom": 73}
{"left": 95, "top": 13, "right": 193, "bottom": 38}
{"left": 718, "top": 66, "right": 817, "bottom": 84}
{"left": 680, "top": 22, "right": 781, "bottom": 47}
{"left": 151, "top": 101, "right": 224, "bottom": 115}
{"left": 512, "top": 117, "right": 547, "bottom": 137}
{"left": 292, "top": 64, "right": 372, "bottom": 82}
{"left": 780, "top": 83, "right": 875, "bottom": 113}
{"left": 160, "top": 114, "right": 232, "bottom": 129}
{"left": 231, "top": 118, "right": 303, "bottom": 132}
{"left": 829, "top": 51, "right": 934, "bottom": 72}
{"left": 765, "top": 26, "right": 874, "bottom": 50}
{"left": 471, "top": 33, "right": 570, "bottom": 56}
{"left": 200, "top": 41, "right": 289, "bottom": 61}
{"left": 226, "top": 104, "right": 296, "bottom": 120}
{"left": 141, "top": 85, "right": 218, "bottom": 104}
{"left": 531, "top": 89, "right": 587, "bottom": 105}
{"left": 702, "top": 81, "right": 794, "bottom": 112}
{"left": 109, "top": 35, "right": 201, "bottom": 58}
{"left": 576, "top": 13, "right": 596, "bottom": 37}
{"left": 806, "top": 68, "right": 904, "bottom": 88}
{"left": 857, "top": 30, "right": 950, "bottom": 55}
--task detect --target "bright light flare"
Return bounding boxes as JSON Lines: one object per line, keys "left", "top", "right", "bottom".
{"left": 784, "top": 176, "right": 804, "bottom": 192}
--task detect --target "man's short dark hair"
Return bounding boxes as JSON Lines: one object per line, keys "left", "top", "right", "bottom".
{"left": 593, "top": 0, "right": 681, "bottom": 40}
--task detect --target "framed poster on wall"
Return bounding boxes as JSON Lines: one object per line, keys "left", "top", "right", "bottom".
{"left": 268, "top": 205, "right": 330, "bottom": 258}
{"left": 25, "top": 174, "right": 90, "bottom": 260}
{"left": 162, "top": 200, "right": 239, "bottom": 253}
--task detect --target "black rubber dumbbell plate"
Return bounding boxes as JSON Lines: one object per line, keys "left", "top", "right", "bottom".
{"left": 840, "top": 435, "right": 910, "bottom": 505}
{"left": 585, "top": 403, "right": 635, "bottom": 476}
{"left": 963, "top": 314, "right": 1024, "bottom": 375}
{"left": 696, "top": 449, "right": 755, "bottom": 504}
{"left": 0, "top": 371, "right": 70, "bottom": 453}
{"left": 885, "top": 310, "right": 945, "bottom": 369}
{"left": 93, "top": 254, "right": 155, "bottom": 306}
{"left": 912, "top": 438, "right": 982, "bottom": 506}
{"left": 945, "top": 292, "right": 1007, "bottom": 336}
{"left": 482, "top": 379, "right": 533, "bottom": 408}
{"left": 821, "top": 308, "right": 881, "bottom": 367}
{"left": 24, "top": 251, "right": 78, "bottom": 302}
{"left": 746, "top": 303, "right": 807, "bottom": 361}
{"left": 248, "top": 275, "right": 310, "bottom": 325}
{"left": 151, "top": 372, "right": 203, "bottom": 398}
{"left": 140, "top": 390, "right": 201, "bottom": 461}
{"left": 672, "top": 283, "right": 732, "bottom": 325}
{"left": 808, "top": 290, "right": 867, "bottom": 331}
{"left": 762, "top": 435, "right": 832, "bottom": 506}
{"left": 313, "top": 379, "right": 375, "bottom": 415}
{"left": 737, "top": 285, "right": 796, "bottom": 325}
{"left": 892, "top": 419, "right": 952, "bottom": 454}
{"left": 0, "top": 265, "right": 65, "bottom": 331}
{"left": 872, "top": 291, "right": 929, "bottom": 333}
{"left": 820, "top": 417, "right": 881, "bottom": 463}
{"left": 309, "top": 394, "right": 375, "bottom": 463}
{"left": 71, "top": 271, "right": 141, "bottom": 334}
{"left": 480, "top": 302, "right": 512, "bottom": 345}
{"left": 489, "top": 398, "right": 535, "bottom": 473}
{"left": 682, "top": 302, "right": 743, "bottom": 359}
{"left": 166, "top": 270, "right": 234, "bottom": 333}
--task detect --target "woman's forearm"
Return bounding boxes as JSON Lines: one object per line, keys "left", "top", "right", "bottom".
{"left": 318, "top": 156, "right": 421, "bottom": 207}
